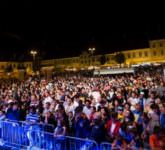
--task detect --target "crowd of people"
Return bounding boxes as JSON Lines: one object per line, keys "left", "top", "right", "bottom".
{"left": 0, "top": 67, "right": 165, "bottom": 149}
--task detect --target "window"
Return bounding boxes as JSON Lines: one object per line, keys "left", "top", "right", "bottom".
{"left": 161, "top": 50, "right": 164, "bottom": 55}
{"left": 139, "top": 52, "right": 142, "bottom": 57}
{"left": 144, "top": 51, "right": 148, "bottom": 57}
{"left": 153, "top": 51, "right": 157, "bottom": 56}
{"left": 13, "top": 64, "right": 16, "bottom": 68}
{"left": 127, "top": 53, "right": 131, "bottom": 58}
{"left": 160, "top": 43, "right": 163, "bottom": 47}
{"left": 152, "top": 44, "right": 156, "bottom": 48}
{"left": 132, "top": 52, "right": 136, "bottom": 58}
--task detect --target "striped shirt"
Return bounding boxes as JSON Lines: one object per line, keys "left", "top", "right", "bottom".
{"left": 26, "top": 113, "right": 39, "bottom": 123}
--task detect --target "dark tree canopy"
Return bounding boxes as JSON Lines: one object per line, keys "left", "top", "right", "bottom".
{"left": 114, "top": 53, "right": 126, "bottom": 65}
{"left": 100, "top": 55, "right": 107, "bottom": 65}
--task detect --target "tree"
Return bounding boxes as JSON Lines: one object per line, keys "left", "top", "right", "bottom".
{"left": 100, "top": 55, "right": 107, "bottom": 65}
{"left": 114, "top": 53, "right": 126, "bottom": 67}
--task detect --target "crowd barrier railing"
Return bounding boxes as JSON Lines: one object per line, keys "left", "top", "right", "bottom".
{"left": 1, "top": 120, "right": 54, "bottom": 148}
{"left": 100, "top": 142, "right": 112, "bottom": 150}
{"left": 0, "top": 120, "right": 99, "bottom": 150}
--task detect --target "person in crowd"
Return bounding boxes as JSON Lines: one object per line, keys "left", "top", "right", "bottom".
{"left": 68, "top": 111, "right": 74, "bottom": 136}
{"left": 90, "top": 112, "right": 106, "bottom": 144}
{"left": 6, "top": 103, "right": 20, "bottom": 121}
{"left": 74, "top": 113, "right": 90, "bottom": 138}
{"left": 149, "top": 126, "right": 161, "bottom": 150}
{"left": 159, "top": 103, "right": 165, "bottom": 131}
{"left": 0, "top": 66, "right": 165, "bottom": 149}
{"left": 26, "top": 106, "right": 40, "bottom": 148}
{"left": 105, "top": 112, "right": 121, "bottom": 143}
{"left": 83, "top": 99, "right": 92, "bottom": 119}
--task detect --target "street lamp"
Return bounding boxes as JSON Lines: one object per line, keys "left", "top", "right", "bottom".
{"left": 88, "top": 47, "right": 96, "bottom": 70}
{"left": 88, "top": 48, "right": 96, "bottom": 55}
{"left": 30, "top": 50, "right": 38, "bottom": 61}
{"left": 30, "top": 50, "right": 38, "bottom": 72}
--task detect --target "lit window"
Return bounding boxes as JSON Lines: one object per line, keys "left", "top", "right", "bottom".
{"left": 132, "top": 53, "right": 136, "bottom": 58}
{"left": 153, "top": 51, "right": 157, "bottom": 56}
{"left": 139, "top": 52, "right": 142, "bottom": 57}
{"left": 161, "top": 50, "right": 164, "bottom": 55}
{"left": 128, "top": 53, "right": 131, "bottom": 58}
{"left": 144, "top": 51, "right": 148, "bottom": 57}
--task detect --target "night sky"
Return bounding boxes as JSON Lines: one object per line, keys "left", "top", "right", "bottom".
{"left": 0, "top": 3, "right": 165, "bottom": 61}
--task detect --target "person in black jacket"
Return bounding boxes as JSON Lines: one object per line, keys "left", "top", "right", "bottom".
{"left": 90, "top": 112, "right": 106, "bottom": 144}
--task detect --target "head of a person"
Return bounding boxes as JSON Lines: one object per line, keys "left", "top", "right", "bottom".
{"left": 100, "top": 107, "right": 107, "bottom": 115}
{"left": 93, "top": 112, "right": 101, "bottom": 125}
{"left": 81, "top": 87, "right": 85, "bottom": 94}
{"left": 114, "top": 99, "right": 119, "bottom": 107}
{"left": 85, "top": 99, "right": 91, "bottom": 107}
{"left": 45, "top": 91, "right": 49, "bottom": 97}
{"left": 150, "top": 92, "right": 155, "bottom": 99}
{"left": 117, "top": 106, "right": 123, "bottom": 114}
{"left": 159, "top": 103, "right": 165, "bottom": 114}
{"left": 139, "top": 92, "right": 144, "bottom": 98}
{"left": 150, "top": 103, "right": 159, "bottom": 113}
{"left": 29, "top": 106, "right": 36, "bottom": 114}
{"left": 0, "top": 110, "right": 5, "bottom": 116}
{"left": 45, "top": 102, "right": 51, "bottom": 109}
{"left": 91, "top": 106, "right": 96, "bottom": 113}
{"left": 135, "top": 103, "right": 141, "bottom": 111}
{"left": 155, "top": 98, "right": 161, "bottom": 105}
{"left": 12, "top": 103, "right": 18, "bottom": 111}
{"left": 31, "top": 94, "right": 36, "bottom": 101}
{"left": 131, "top": 92, "right": 137, "bottom": 98}
{"left": 67, "top": 97, "right": 72, "bottom": 105}
{"left": 68, "top": 111, "right": 73, "bottom": 118}
{"left": 124, "top": 103, "right": 131, "bottom": 111}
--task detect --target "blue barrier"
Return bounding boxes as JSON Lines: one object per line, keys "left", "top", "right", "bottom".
{"left": 1, "top": 120, "right": 54, "bottom": 149}
{"left": 1, "top": 120, "right": 102, "bottom": 150}
{"left": 100, "top": 142, "right": 112, "bottom": 150}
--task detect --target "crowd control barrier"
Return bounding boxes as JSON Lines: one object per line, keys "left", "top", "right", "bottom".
{"left": 100, "top": 142, "right": 112, "bottom": 150}
{"left": 1, "top": 120, "right": 110, "bottom": 150}
{"left": 1, "top": 120, "right": 54, "bottom": 148}
{"left": 0, "top": 120, "right": 150, "bottom": 150}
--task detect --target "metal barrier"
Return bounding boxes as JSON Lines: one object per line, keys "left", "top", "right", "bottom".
{"left": 37, "top": 132, "right": 99, "bottom": 150}
{"left": 1, "top": 120, "right": 28, "bottom": 148}
{"left": 1, "top": 120, "right": 54, "bottom": 148}
{"left": 65, "top": 136, "right": 99, "bottom": 150}
{"left": 100, "top": 142, "right": 112, "bottom": 150}
{"left": 1, "top": 120, "right": 101, "bottom": 150}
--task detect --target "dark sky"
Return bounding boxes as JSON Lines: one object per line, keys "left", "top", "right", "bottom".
{"left": 0, "top": 3, "right": 165, "bottom": 61}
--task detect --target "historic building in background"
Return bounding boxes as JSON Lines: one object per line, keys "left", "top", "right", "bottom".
{"left": 0, "top": 39, "right": 165, "bottom": 79}
{"left": 41, "top": 39, "right": 165, "bottom": 74}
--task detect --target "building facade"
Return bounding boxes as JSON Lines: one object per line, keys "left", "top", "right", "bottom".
{"left": 1, "top": 39, "right": 165, "bottom": 79}
{"left": 41, "top": 39, "right": 165, "bottom": 72}
{"left": 0, "top": 61, "right": 33, "bottom": 79}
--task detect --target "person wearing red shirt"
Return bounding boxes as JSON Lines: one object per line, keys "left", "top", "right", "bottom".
{"left": 105, "top": 112, "right": 121, "bottom": 142}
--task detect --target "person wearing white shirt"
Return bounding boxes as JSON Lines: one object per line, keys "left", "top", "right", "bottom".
{"left": 83, "top": 100, "right": 92, "bottom": 119}
{"left": 64, "top": 98, "right": 75, "bottom": 115}
{"left": 43, "top": 92, "right": 53, "bottom": 107}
